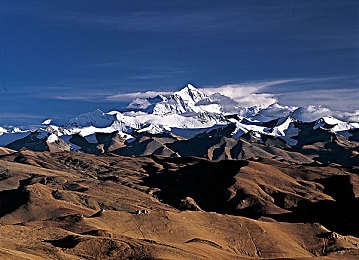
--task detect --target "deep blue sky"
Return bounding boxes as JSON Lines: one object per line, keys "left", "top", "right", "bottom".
{"left": 0, "top": 0, "right": 358, "bottom": 125}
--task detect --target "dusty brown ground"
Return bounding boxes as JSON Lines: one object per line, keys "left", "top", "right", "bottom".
{"left": 1, "top": 150, "right": 359, "bottom": 259}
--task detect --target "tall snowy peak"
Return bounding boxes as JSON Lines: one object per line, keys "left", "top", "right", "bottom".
{"left": 65, "top": 109, "right": 117, "bottom": 128}
{"left": 173, "top": 84, "right": 209, "bottom": 103}
{"left": 152, "top": 84, "right": 212, "bottom": 115}
{"left": 126, "top": 84, "right": 246, "bottom": 116}
{"left": 2, "top": 83, "right": 359, "bottom": 155}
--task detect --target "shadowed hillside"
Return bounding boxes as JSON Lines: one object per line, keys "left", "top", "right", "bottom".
{"left": 1, "top": 150, "right": 359, "bottom": 259}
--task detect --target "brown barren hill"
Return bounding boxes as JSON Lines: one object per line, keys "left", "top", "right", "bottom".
{"left": 0, "top": 150, "right": 359, "bottom": 259}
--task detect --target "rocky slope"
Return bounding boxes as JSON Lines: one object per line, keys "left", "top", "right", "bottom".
{"left": 1, "top": 150, "right": 359, "bottom": 259}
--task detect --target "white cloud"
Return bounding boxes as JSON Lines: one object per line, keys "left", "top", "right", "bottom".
{"left": 106, "top": 91, "right": 172, "bottom": 102}
{"left": 199, "top": 80, "right": 293, "bottom": 107}
{"left": 276, "top": 88, "right": 359, "bottom": 113}
{"left": 340, "top": 110, "right": 359, "bottom": 122}
{"left": 105, "top": 80, "right": 292, "bottom": 105}
{"left": 198, "top": 79, "right": 359, "bottom": 121}
{"left": 276, "top": 88, "right": 359, "bottom": 122}
{"left": 94, "top": 78, "right": 359, "bottom": 122}
{"left": 51, "top": 91, "right": 110, "bottom": 101}
{"left": 105, "top": 79, "right": 297, "bottom": 107}
{"left": 0, "top": 112, "right": 44, "bottom": 119}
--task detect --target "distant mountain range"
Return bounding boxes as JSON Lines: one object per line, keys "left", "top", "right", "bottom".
{"left": 1, "top": 84, "right": 359, "bottom": 167}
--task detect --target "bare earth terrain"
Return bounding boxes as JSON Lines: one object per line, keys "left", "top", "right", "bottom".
{"left": 1, "top": 150, "right": 359, "bottom": 259}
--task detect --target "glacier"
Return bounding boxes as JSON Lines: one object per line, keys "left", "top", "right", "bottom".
{"left": 0, "top": 84, "right": 358, "bottom": 151}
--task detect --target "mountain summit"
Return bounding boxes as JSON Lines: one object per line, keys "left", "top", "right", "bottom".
{"left": 0, "top": 84, "right": 358, "bottom": 166}
{"left": 126, "top": 84, "right": 241, "bottom": 116}
{"left": 152, "top": 84, "right": 213, "bottom": 115}
{"left": 174, "top": 83, "right": 209, "bottom": 103}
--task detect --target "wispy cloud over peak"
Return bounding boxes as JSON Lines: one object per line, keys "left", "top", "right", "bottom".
{"left": 106, "top": 91, "right": 172, "bottom": 102}
{"left": 199, "top": 80, "right": 294, "bottom": 107}
{"left": 104, "top": 80, "right": 292, "bottom": 108}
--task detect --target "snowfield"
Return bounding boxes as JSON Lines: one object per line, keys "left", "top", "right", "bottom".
{"left": 1, "top": 84, "right": 358, "bottom": 149}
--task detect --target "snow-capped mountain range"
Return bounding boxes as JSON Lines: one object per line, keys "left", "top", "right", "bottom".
{"left": 1, "top": 84, "right": 359, "bottom": 166}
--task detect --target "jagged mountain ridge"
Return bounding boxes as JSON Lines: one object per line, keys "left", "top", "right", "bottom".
{"left": 1, "top": 84, "right": 358, "bottom": 166}
{"left": 126, "top": 84, "right": 232, "bottom": 115}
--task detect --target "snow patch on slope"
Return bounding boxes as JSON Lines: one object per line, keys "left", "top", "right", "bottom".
{"left": 314, "top": 116, "right": 359, "bottom": 139}
{"left": 0, "top": 127, "right": 8, "bottom": 136}
{"left": 272, "top": 117, "right": 299, "bottom": 145}
{"left": 47, "top": 134, "right": 59, "bottom": 143}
